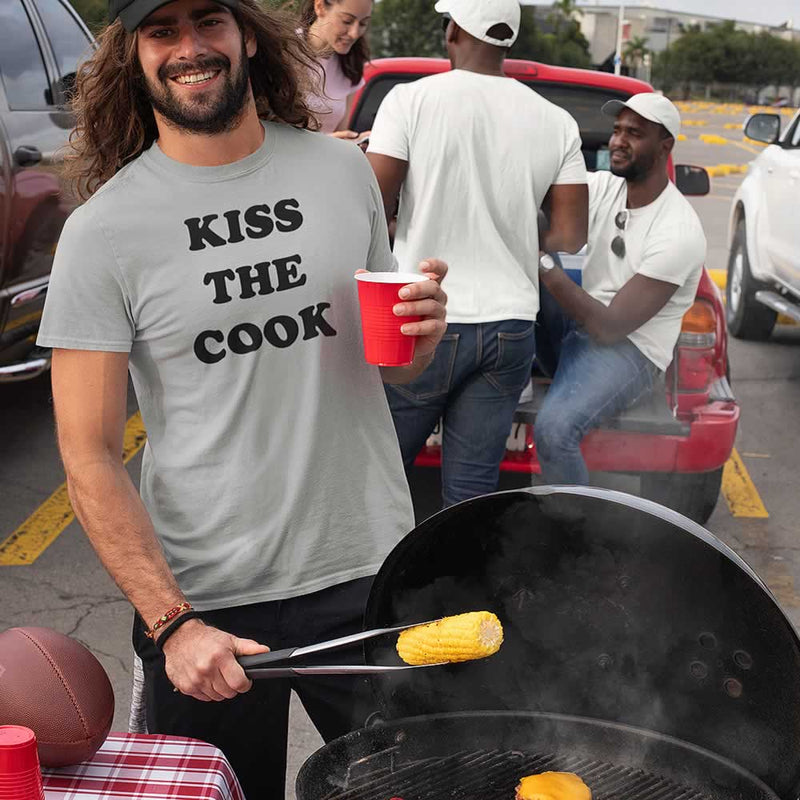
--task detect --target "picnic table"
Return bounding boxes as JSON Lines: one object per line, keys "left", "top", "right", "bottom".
{"left": 42, "top": 732, "right": 246, "bottom": 800}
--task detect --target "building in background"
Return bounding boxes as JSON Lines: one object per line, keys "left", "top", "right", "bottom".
{"left": 524, "top": 2, "right": 799, "bottom": 77}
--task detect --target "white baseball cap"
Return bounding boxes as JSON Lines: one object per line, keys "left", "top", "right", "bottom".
{"left": 602, "top": 93, "right": 681, "bottom": 140}
{"left": 434, "top": 0, "right": 521, "bottom": 47}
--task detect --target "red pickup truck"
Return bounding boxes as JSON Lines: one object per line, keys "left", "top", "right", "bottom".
{"left": 349, "top": 57, "right": 739, "bottom": 524}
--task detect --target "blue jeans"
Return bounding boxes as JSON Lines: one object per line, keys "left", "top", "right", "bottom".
{"left": 534, "top": 286, "right": 660, "bottom": 485}
{"left": 386, "top": 320, "right": 536, "bottom": 508}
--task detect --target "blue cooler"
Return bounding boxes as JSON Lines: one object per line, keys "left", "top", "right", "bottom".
{"left": 557, "top": 247, "right": 586, "bottom": 286}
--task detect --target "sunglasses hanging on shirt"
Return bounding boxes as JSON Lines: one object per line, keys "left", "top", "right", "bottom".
{"left": 611, "top": 210, "right": 629, "bottom": 258}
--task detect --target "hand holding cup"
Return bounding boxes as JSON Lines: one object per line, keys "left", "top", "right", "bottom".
{"left": 355, "top": 260, "right": 447, "bottom": 366}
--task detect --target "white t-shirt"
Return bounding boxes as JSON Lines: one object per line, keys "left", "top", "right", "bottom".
{"left": 368, "top": 69, "right": 587, "bottom": 323}
{"left": 307, "top": 54, "right": 364, "bottom": 134}
{"left": 583, "top": 171, "right": 707, "bottom": 370}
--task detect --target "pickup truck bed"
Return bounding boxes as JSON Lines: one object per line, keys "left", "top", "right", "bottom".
{"left": 513, "top": 377, "right": 690, "bottom": 436}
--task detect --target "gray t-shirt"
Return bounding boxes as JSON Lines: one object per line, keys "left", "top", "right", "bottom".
{"left": 38, "top": 122, "right": 414, "bottom": 611}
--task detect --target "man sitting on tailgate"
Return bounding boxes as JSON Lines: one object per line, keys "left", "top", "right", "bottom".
{"left": 534, "top": 93, "right": 707, "bottom": 485}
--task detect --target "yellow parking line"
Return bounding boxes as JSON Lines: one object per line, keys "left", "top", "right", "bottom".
{"left": 0, "top": 412, "right": 147, "bottom": 566}
{"left": 722, "top": 448, "right": 769, "bottom": 518}
{"left": 730, "top": 140, "right": 762, "bottom": 156}
{"left": 708, "top": 269, "right": 727, "bottom": 290}
{"left": 5, "top": 311, "right": 42, "bottom": 333}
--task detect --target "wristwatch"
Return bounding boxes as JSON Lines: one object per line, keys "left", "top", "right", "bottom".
{"left": 539, "top": 253, "right": 556, "bottom": 271}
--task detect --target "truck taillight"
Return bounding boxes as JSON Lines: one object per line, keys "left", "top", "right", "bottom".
{"left": 679, "top": 300, "right": 716, "bottom": 348}
{"left": 677, "top": 300, "right": 716, "bottom": 393}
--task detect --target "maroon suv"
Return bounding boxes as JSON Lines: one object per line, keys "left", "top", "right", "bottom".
{"left": 0, "top": 0, "right": 93, "bottom": 382}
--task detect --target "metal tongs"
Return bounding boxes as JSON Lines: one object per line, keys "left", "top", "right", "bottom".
{"left": 236, "top": 620, "right": 444, "bottom": 678}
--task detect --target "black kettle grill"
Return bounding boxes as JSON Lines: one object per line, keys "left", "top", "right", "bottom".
{"left": 297, "top": 487, "right": 800, "bottom": 800}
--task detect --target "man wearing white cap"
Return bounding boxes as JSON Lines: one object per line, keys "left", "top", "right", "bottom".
{"left": 367, "top": 0, "right": 588, "bottom": 507}
{"left": 534, "top": 93, "right": 707, "bottom": 485}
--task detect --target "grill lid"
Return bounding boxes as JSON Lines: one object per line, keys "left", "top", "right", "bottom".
{"left": 363, "top": 487, "right": 800, "bottom": 798}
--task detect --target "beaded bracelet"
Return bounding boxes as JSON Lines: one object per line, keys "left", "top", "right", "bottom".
{"left": 155, "top": 611, "right": 203, "bottom": 652}
{"left": 145, "top": 602, "right": 193, "bottom": 639}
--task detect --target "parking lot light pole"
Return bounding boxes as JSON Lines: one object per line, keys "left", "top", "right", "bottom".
{"left": 614, "top": 3, "right": 625, "bottom": 75}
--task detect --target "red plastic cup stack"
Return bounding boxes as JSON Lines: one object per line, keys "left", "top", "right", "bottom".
{"left": 355, "top": 272, "right": 428, "bottom": 366}
{"left": 0, "top": 726, "right": 45, "bottom": 800}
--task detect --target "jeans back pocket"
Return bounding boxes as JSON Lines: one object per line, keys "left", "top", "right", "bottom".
{"left": 487, "top": 321, "right": 536, "bottom": 395}
{"left": 389, "top": 332, "right": 460, "bottom": 402}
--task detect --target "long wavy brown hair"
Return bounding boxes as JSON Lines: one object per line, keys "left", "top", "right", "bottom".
{"left": 64, "top": 0, "right": 320, "bottom": 199}
{"left": 298, "top": 0, "right": 370, "bottom": 86}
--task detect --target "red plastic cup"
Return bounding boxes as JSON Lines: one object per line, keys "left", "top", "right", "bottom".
{"left": 355, "top": 272, "right": 428, "bottom": 366}
{"left": 0, "top": 727, "right": 45, "bottom": 800}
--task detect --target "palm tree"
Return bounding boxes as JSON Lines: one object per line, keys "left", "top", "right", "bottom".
{"left": 623, "top": 36, "right": 651, "bottom": 76}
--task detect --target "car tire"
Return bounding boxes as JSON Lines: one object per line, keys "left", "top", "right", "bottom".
{"left": 639, "top": 467, "right": 724, "bottom": 525}
{"left": 726, "top": 217, "right": 776, "bottom": 340}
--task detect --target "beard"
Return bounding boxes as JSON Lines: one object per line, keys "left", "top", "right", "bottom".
{"left": 144, "top": 38, "right": 250, "bottom": 135}
{"left": 610, "top": 148, "right": 657, "bottom": 182}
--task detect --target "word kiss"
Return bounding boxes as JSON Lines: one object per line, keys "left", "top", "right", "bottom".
{"left": 184, "top": 199, "right": 303, "bottom": 252}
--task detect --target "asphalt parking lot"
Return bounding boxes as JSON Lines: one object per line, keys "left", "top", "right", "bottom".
{"left": 1, "top": 97, "right": 799, "bottom": 798}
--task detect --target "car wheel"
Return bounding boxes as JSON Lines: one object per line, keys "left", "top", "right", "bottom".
{"left": 639, "top": 467, "right": 724, "bottom": 525}
{"left": 726, "top": 217, "right": 776, "bottom": 340}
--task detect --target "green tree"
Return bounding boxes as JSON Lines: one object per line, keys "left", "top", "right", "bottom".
{"left": 511, "top": 1, "right": 590, "bottom": 68}
{"left": 368, "top": 0, "right": 443, "bottom": 58}
{"left": 653, "top": 20, "right": 800, "bottom": 99}
{"left": 623, "top": 35, "right": 649, "bottom": 72}
{"left": 69, "top": 0, "right": 107, "bottom": 32}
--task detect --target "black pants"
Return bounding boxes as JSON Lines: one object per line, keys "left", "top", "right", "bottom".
{"left": 133, "top": 577, "right": 375, "bottom": 800}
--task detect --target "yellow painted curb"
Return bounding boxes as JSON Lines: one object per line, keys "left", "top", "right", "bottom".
{"left": 0, "top": 412, "right": 148, "bottom": 566}
{"left": 722, "top": 448, "right": 769, "bottom": 518}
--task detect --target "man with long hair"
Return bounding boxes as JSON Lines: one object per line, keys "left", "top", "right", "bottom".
{"left": 37, "top": 0, "right": 447, "bottom": 796}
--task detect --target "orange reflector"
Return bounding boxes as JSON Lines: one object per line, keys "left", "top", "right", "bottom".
{"left": 682, "top": 300, "right": 716, "bottom": 333}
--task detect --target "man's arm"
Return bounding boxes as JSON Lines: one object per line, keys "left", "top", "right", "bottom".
{"left": 367, "top": 152, "right": 408, "bottom": 224}
{"left": 51, "top": 349, "right": 268, "bottom": 701}
{"left": 540, "top": 184, "right": 589, "bottom": 254}
{"left": 539, "top": 265, "right": 678, "bottom": 346}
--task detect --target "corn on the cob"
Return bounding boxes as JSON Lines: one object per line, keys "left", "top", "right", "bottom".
{"left": 395, "top": 611, "right": 503, "bottom": 665}
{"left": 515, "top": 772, "right": 591, "bottom": 800}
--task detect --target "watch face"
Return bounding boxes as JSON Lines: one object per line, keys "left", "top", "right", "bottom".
{"left": 540, "top": 254, "right": 556, "bottom": 270}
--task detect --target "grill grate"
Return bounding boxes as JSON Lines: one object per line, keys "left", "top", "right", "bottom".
{"left": 320, "top": 747, "right": 711, "bottom": 800}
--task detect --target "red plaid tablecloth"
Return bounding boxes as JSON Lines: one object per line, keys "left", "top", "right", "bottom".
{"left": 42, "top": 733, "right": 246, "bottom": 800}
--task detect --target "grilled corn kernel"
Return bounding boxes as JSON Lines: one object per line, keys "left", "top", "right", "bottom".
{"left": 515, "top": 772, "right": 591, "bottom": 800}
{"left": 396, "top": 611, "right": 503, "bottom": 665}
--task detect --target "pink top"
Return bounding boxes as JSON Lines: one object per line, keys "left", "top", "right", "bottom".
{"left": 307, "top": 54, "right": 365, "bottom": 133}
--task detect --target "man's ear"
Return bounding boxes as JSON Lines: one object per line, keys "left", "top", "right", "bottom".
{"left": 662, "top": 135, "right": 675, "bottom": 159}
{"left": 446, "top": 20, "right": 459, "bottom": 44}
{"left": 244, "top": 27, "right": 257, "bottom": 57}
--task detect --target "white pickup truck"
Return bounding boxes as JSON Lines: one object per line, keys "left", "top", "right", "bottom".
{"left": 725, "top": 109, "right": 800, "bottom": 339}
